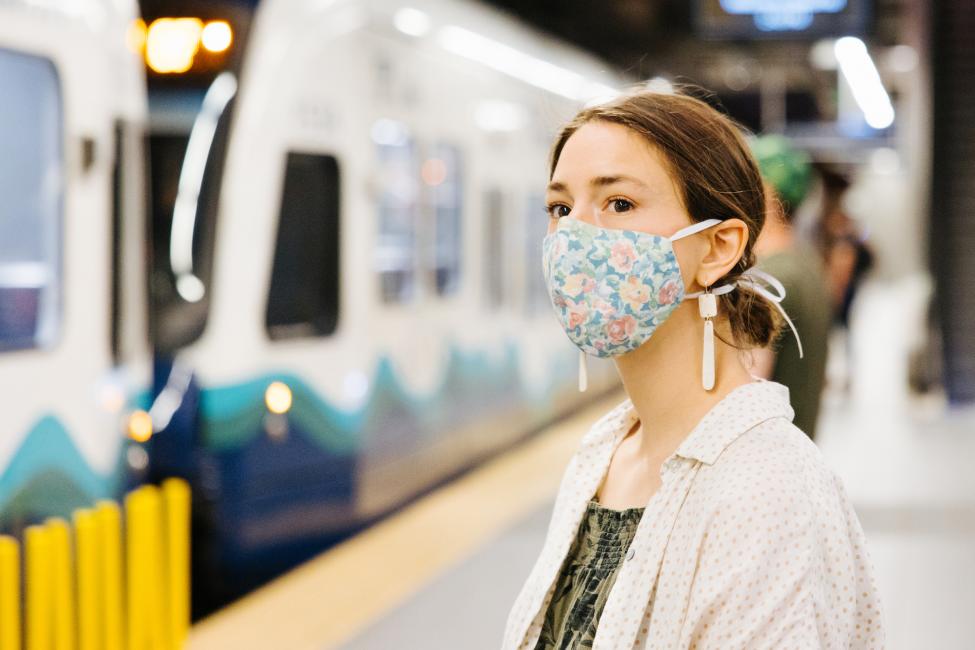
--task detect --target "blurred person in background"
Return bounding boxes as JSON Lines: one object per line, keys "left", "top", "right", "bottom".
{"left": 751, "top": 135, "right": 831, "bottom": 439}
{"left": 815, "top": 164, "right": 875, "bottom": 395}
{"left": 503, "top": 87, "right": 884, "bottom": 649}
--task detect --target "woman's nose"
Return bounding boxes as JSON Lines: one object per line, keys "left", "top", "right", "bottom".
{"left": 566, "top": 204, "right": 599, "bottom": 226}
{"left": 548, "top": 209, "right": 596, "bottom": 235}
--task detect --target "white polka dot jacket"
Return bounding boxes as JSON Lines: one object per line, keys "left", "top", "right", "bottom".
{"left": 502, "top": 379, "right": 885, "bottom": 649}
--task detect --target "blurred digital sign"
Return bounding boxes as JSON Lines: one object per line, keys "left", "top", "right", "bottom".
{"left": 695, "top": 0, "right": 870, "bottom": 39}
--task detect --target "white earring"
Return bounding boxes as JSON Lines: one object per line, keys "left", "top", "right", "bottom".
{"left": 578, "top": 350, "right": 588, "bottom": 392}
{"left": 698, "top": 286, "right": 717, "bottom": 391}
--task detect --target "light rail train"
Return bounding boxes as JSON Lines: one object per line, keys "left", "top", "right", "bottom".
{"left": 146, "top": 0, "right": 630, "bottom": 612}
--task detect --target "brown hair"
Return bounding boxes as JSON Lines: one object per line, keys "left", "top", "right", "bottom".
{"left": 548, "top": 84, "right": 783, "bottom": 349}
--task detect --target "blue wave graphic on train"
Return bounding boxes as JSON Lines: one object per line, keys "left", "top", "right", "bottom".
{"left": 193, "top": 342, "right": 563, "bottom": 451}
{"left": 0, "top": 416, "right": 129, "bottom": 525}
{"left": 144, "top": 341, "right": 580, "bottom": 604}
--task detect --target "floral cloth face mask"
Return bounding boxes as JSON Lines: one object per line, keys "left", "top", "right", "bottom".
{"left": 541, "top": 217, "right": 724, "bottom": 358}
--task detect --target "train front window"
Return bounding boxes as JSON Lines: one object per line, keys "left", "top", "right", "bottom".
{"left": 0, "top": 49, "right": 63, "bottom": 353}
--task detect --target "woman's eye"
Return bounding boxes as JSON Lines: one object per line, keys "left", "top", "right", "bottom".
{"left": 546, "top": 203, "right": 571, "bottom": 219}
{"left": 610, "top": 198, "right": 633, "bottom": 213}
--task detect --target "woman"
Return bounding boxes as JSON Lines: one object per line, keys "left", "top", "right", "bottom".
{"left": 502, "top": 88, "right": 884, "bottom": 649}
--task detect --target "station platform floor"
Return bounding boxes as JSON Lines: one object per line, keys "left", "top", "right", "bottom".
{"left": 187, "top": 277, "right": 975, "bottom": 650}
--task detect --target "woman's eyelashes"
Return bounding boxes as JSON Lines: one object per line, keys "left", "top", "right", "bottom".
{"left": 545, "top": 202, "right": 571, "bottom": 219}
{"left": 609, "top": 197, "right": 634, "bottom": 213}
{"left": 544, "top": 197, "right": 635, "bottom": 220}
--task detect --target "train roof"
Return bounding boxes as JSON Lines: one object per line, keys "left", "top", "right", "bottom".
{"left": 248, "top": 0, "right": 631, "bottom": 103}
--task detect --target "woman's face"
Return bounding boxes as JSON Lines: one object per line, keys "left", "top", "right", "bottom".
{"left": 545, "top": 120, "right": 694, "bottom": 238}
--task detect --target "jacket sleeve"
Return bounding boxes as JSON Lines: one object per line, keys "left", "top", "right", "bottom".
{"left": 676, "top": 461, "right": 884, "bottom": 649}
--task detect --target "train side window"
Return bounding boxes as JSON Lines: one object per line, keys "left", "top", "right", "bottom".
{"left": 429, "top": 143, "right": 463, "bottom": 296}
{"left": 524, "top": 192, "right": 550, "bottom": 315}
{"left": 483, "top": 188, "right": 505, "bottom": 309}
{"left": 0, "top": 49, "right": 63, "bottom": 353}
{"left": 265, "top": 152, "right": 341, "bottom": 340}
{"left": 374, "top": 121, "right": 419, "bottom": 303}
{"left": 372, "top": 119, "right": 420, "bottom": 303}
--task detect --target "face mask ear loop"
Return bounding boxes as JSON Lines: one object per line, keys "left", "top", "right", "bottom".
{"left": 578, "top": 350, "right": 588, "bottom": 392}
{"left": 737, "top": 268, "right": 804, "bottom": 359}
{"left": 698, "top": 283, "right": 718, "bottom": 391}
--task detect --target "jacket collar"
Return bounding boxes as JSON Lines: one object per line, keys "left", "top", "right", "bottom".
{"left": 589, "top": 379, "right": 794, "bottom": 466}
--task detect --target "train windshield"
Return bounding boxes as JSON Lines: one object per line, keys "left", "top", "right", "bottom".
{"left": 149, "top": 76, "right": 236, "bottom": 353}
{"left": 140, "top": 1, "right": 254, "bottom": 353}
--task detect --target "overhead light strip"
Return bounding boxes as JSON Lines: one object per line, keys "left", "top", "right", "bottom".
{"left": 436, "top": 25, "right": 617, "bottom": 103}
{"left": 835, "top": 36, "right": 895, "bottom": 129}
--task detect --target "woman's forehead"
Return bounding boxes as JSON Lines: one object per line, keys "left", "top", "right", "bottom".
{"left": 550, "top": 122, "right": 673, "bottom": 193}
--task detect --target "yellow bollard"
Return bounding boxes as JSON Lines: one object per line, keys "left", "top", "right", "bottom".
{"left": 142, "top": 486, "right": 169, "bottom": 650}
{"left": 74, "top": 509, "right": 101, "bottom": 650}
{"left": 0, "top": 535, "right": 20, "bottom": 650}
{"left": 96, "top": 500, "right": 124, "bottom": 650}
{"left": 125, "top": 488, "right": 149, "bottom": 650}
{"left": 163, "top": 478, "right": 190, "bottom": 650}
{"left": 46, "top": 518, "right": 76, "bottom": 650}
{"left": 25, "top": 524, "right": 53, "bottom": 650}
{"left": 127, "top": 484, "right": 174, "bottom": 650}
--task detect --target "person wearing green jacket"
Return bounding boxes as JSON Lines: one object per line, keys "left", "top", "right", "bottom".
{"left": 751, "top": 135, "right": 831, "bottom": 439}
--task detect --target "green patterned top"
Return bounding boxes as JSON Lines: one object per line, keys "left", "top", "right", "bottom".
{"left": 534, "top": 499, "right": 646, "bottom": 649}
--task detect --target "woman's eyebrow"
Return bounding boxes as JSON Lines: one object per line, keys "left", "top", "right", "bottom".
{"left": 547, "top": 175, "right": 648, "bottom": 193}
{"left": 591, "top": 174, "right": 648, "bottom": 189}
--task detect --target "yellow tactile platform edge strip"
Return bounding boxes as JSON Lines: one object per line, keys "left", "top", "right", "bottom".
{"left": 187, "top": 390, "right": 625, "bottom": 650}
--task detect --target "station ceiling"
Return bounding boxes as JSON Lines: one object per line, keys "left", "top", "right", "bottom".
{"left": 485, "top": 0, "right": 906, "bottom": 77}
{"left": 486, "top": 0, "right": 689, "bottom": 75}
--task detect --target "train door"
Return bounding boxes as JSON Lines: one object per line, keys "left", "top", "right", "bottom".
{"left": 0, "top": 7, "right": 150, "bottom": 528}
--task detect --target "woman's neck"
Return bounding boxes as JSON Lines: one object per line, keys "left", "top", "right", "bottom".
{"left": 613, "top": 301, "right": 755, "bottom": 461}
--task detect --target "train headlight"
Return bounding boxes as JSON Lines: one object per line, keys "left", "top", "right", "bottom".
{"left": 146, "top": 18, "right": 203, "bottom": 74}
{"left": 265, "top": 382, "right": 293, "bottom": 415}
{"left": 127, "top": 410, "right": 154, "bottom": 442}
{"left": 201, "top": 21, "right": 233, "bottom": 53}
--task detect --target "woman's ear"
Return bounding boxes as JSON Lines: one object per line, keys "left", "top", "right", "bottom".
{"left": 696, "top": 218, "right": 749, "bottom": 287}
